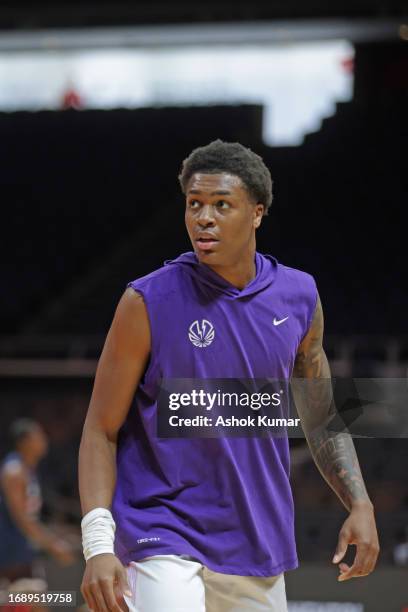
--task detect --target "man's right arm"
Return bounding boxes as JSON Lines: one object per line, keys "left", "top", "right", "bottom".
{"left": 79, "top": 287, "right": 150, "bottom": 612}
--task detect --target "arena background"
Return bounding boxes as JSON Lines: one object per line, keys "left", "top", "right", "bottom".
{"left": 0, "top": 1, "right": 407, "bottom": 610}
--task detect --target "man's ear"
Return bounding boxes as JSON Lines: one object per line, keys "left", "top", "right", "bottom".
{"left": 253, "top": 203, "right": 264, "bottom": 228}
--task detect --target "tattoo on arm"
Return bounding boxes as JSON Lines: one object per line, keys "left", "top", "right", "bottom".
{"left": 291, "top": 295, "right": 371, "bottom": 512}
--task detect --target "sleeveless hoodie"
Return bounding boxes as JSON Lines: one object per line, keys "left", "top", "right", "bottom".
{"left": 112, "top": 251, "right": 317, "bottom": 576}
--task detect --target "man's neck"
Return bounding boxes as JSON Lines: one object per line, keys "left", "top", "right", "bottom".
{"left": 204, "top": 251, "right": 257, "bottom": 290}
{"left": 17, "top": 448, "right": 38, "bottom": 469}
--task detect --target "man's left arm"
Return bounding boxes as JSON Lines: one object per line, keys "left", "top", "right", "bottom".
{"left": 291, "top": 293, "right": 380, "bottom": 581}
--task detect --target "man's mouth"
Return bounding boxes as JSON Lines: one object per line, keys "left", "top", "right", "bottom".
{"left": 196, "top": 237, "right": 219, "bottom": 251}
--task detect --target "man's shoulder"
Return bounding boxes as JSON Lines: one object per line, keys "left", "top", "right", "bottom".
{"left": 274, "top": 261, "right": 318, "bottom": 328}
{"left": 0, "top": 453, "right": 25, "bottom": 479}
{"left": 276, "top": 261, "right": 316, "bottom": 289}
{"left": 126, "top": 261, "right": 182, "bottom": 297}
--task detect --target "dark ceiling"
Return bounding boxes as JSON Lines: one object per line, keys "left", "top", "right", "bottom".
{"left": 1, "top": 1, "right": 408, "bottom": 30}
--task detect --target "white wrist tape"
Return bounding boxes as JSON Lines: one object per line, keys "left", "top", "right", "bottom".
{"left": 81, "top": 507, "right": 116, "bottom": 562}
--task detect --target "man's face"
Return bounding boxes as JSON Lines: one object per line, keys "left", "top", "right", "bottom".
{"left": 184, "top": 173, "right": 264, "bottom": 267}
{"left": 22, "top": 426, "right": 49, "bottom": 460}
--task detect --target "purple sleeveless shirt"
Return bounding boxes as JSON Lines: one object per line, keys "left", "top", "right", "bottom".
{"left": 112, "top": 251, "right": 317, "bottom": 576}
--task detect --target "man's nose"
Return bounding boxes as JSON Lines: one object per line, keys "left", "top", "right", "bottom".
{"left": 197, "top": 204, "right": 215, "bottom": 226}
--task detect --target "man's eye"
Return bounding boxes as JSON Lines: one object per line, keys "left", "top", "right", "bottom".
{"left": 188, "top": 200, "right": 200, "bottom": 208}
{"left": 216, "top": 200, "right": 230, "bottom": 209}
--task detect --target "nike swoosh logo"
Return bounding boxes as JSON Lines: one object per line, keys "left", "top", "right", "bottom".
{"left": 273, "top": 316, "right": 289, "bottom": 326}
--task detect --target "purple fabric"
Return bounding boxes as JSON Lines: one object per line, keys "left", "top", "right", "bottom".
{"left": 112, "top": 251, "right": 317, "bottom": 576}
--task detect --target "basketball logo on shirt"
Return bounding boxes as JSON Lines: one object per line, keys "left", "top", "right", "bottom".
{"left": 188, "top": 319, "right": 215, "bottom": 348}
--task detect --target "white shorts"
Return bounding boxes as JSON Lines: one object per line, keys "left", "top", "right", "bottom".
{"left": 124, "top": 554, "right": 288, "bottom": 612}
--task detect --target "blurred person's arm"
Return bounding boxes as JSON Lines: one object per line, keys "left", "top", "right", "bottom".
{"left": 291, "top": 294, "right": 380, "bottom": 581}
{"left": 78, "top": 287, "right": 150, "bottom": 612}
{"left": 0, "top": 465, "right": 74, "bottom": 565}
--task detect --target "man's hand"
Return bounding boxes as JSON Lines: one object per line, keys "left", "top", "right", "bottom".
{"left": 81, "top": 553, "right": 132, "bottom": 612}
{"left": 332, "top": 502, "right": 380, "bottom": 581}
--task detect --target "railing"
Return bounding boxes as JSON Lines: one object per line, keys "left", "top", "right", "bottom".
{"left": 0, "top": 334, "right": 406, "bottom": 377}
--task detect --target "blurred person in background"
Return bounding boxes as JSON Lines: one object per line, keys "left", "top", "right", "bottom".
{"left": 60, "top": 78, "right": 83, "bottom": 110}
{"left": 0, "top": 418, "right": 76, "bottom": 583}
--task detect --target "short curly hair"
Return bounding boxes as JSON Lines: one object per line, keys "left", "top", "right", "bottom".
{"left": 178, "top": 139, "right": 273, "bottom": 215}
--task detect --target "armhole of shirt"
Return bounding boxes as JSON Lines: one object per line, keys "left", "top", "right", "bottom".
{"left": 126, "top": 281, "right": 158, "bottom": 386}
{"left": 299, "top": 278, "right": 318, "bottom": 344}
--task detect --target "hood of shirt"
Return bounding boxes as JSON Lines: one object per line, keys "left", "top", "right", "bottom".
{"left": 164, "top": 251, "right": 278, "bottom": 299}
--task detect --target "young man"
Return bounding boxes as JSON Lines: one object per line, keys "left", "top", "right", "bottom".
{"left": 79, "top": 140, "right": 379, "bottom": 612}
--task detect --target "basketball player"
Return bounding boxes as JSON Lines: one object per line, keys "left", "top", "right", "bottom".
{"left": 79, "top": 140, "right": 379, "bottom": 611}
{"left": 0, "top": 419, "right": 75, "bottom": 582}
